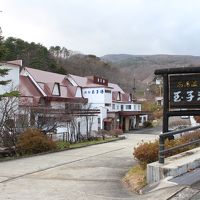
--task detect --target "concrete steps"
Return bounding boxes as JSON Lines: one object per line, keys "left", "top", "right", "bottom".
{"left": 147, "top": 147, "right": 200, "bottom": 184}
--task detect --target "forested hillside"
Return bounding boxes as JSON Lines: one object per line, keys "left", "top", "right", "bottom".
{"left": 2, "top": 34, "right": 200, "bottom": 95}
{"left": 102, "top": 54, "right": 200, "bottom": 85}
{"left": 0, "top": 36, "right": 136, "bottom": 92}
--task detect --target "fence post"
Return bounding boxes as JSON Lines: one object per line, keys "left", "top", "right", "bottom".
{"left": 159, "top": 136, "right": 165, "bottom": 164}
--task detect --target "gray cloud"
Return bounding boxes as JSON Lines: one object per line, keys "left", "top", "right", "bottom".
{"left": 1, "top": 0, "right": 200, "bottom": 56}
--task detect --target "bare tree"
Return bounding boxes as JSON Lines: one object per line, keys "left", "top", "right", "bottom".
{"left": 81, "top": 104, "right": 97, "bottom": 139}
{"left": 0, "top": 96, "right": 18, "bottom": 148}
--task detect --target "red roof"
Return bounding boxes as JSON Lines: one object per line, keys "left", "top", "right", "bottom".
{"left": 121, "top": 93, "right": 130, "bottom": 102}
{"left": 112, "top": 91, "right": 131, "bottom": 103}
{"left": 6, "top": 60, "right": 22, "bottom": 67}
{"left": 25, "top": 67, "right": 67, "bottom": 84}
{"left": 19, "top": 68, "right": 87, "bottom": 106}
{"left": 20, "top": 67, "right": 131, "bottom": 106}
{"left": 20, "top": 67, "right": 80, "bottom": 99}
{"left": 20, "top": 76, "right": 42, "bottom": 97}
{"left": 68, "top": 74, "right": 112, "bottom": 88}
{"left": 108, "top": 83, "right": 124, "bottom": 93}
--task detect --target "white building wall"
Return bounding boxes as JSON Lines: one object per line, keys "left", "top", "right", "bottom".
{"left": 113, "top": 103, "right": 121, "bottom": 111}
{"left": 0, "top": 64, "right": 20, "bottom": 94}
{"left": 100, "top": 107, "right": 107, "bottom": 129}
{"left": 79, "top": 115, "right": 99, "bottom": 135}
{"left": 83, "top": 88, "right": 105, "bottom": 103}
{"left": 75, "top": 87, "right": 82, "bottom": 97}
{"left": 104, "top": 90, "right": 112, "bottom": 111}
{"left": 82, "top": 87, "right": 107, "bottom": 108}
{"left": 0, "top": 63, "right": 20, "bottom": 131}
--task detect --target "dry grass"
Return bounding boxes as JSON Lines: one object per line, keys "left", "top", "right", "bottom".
{"left": 123, "top": 164, "right": 146, "bottom": 193}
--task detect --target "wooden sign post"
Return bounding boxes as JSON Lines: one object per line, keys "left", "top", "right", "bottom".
{"left": 155, "top": 67, "right": 200, "bottom": 163}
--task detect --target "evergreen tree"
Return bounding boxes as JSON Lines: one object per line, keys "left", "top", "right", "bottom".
{"left": 0, "top": 27, "right": 7, "bottom": 61}
{"left": 0, "top": 68, "right": 19, "bottom": 97}
{"left": 0, "top": 29, "right": 19, "bottom": 97}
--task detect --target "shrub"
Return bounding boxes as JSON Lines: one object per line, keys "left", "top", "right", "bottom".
{"left": 143, "top": 121, "right": 153, "bottom": 128}
{"left": 109, "top": 129, "right": 123, "bottom": 137}
{"left": 153, "top": 109, "right": 163, "bottom": 120}
{"left": 133, "top": 130, "right": 200, "bottom": 168}
{"left": 133, "top": 140, "right": 159, "bottom": 167}
{"left": 169, "top": 119, "right": 190, "bottom": 127}
{"left": 97, "top": 129, "right": 109, "bottom": 140}
{"left": 194, "top": 116, "right": 200, "bottom": 123}
{"left": 17, "top": 128, "right": 57, "bottom": 155}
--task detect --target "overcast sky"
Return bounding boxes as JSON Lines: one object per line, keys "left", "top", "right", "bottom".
{"left": 1, "top": 0, "right": 200, "bottom": 56}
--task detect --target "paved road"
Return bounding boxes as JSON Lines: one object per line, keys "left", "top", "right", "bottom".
{"left": 0, "top": 132, "right": 158, "bottom": 200}
{"left": 132, "top": 126, "right": 161, "bottom": 135}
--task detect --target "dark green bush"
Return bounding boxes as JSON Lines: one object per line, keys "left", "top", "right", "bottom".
{"left": 17, "top": 128, "right": 56, "bottom": 155}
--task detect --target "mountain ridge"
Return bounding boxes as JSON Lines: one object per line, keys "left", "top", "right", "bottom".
{"left": 101, "top": 54, "right": 200, "bottom": 86}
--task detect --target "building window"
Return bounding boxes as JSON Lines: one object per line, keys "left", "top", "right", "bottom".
{"left": 126, "top": 105, "right": 131, "bottom": 110}
{"left": 105, "top": 103, "right": 111, "bottom": 107}
{"left": 112, "top": 104, "right": 115, "bottom": 110}
{"left": 117, "top": 105, "right": 119, "bottom": 110}
{"left": 105, "top": 89, "right": 111, "bottom": 93}
{"left": 117, "top": 92, "right": 121, "bottom": 101}
{"left": 52, "top": 83, "right": 61, "bottom": 96}
{"left": 121, "top": 105, "right": 124, "bottom": 111}
{"left": 98, "top": 118, "right": 100, "bottom": 124}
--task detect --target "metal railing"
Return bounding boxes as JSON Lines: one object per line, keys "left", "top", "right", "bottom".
{"left": 159, "top": 125, "right": 200, "bottom": 164}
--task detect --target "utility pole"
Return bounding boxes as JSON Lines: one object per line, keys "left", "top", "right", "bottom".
{"left": 133, "top": 77, "right": 136, "bottom": 94}
{"left": 132, "top": 76, "right": 137, "bottom": 101}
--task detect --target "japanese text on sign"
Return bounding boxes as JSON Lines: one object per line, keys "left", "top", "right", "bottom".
{"left": 170, "top": 75, "right": 200, "bottom": 108}
{"left": 84, "top": 89, "right": 104, "bottom": 95}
